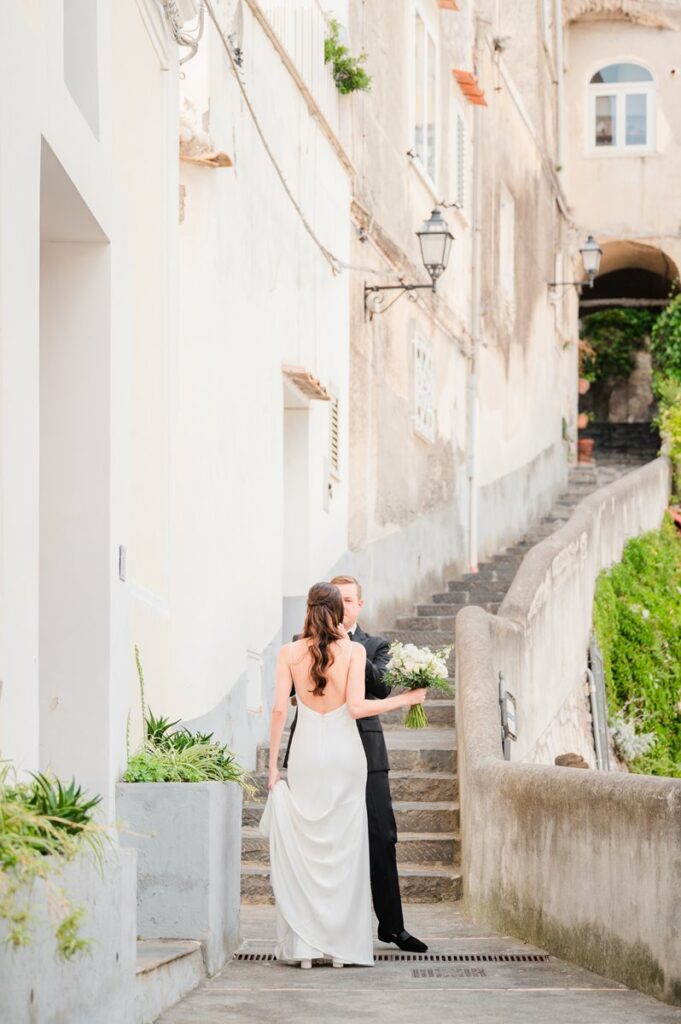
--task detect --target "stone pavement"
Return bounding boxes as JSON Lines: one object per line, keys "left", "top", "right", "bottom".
{"left": 157, "top": 905, "right": 681, "bottom": 1024}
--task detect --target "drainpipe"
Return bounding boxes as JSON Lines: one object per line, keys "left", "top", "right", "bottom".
{"left": 466, "top": 20, "right": 485, "bottom": 574}
{"left": 554, "top": 0, "right": 565, "bottom": 177}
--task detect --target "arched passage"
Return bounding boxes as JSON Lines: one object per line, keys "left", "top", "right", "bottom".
{"left": 579, "top": 240, "right": 678, "bottom": 450}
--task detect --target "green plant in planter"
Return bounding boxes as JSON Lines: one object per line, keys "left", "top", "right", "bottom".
{"left": 324, "top": 17, "right": 371, "bottom": 95}
{"left": 654, "top": 376, "right": 681, "bottom": 498}
{"left": 122, "top": 647, "right": 254, "bottom": 792}
{"left": 0, "top": 766, "right": 106, "bottom": 958}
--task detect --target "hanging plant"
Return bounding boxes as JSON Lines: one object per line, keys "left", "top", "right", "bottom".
{"left": 651, "top": 290, "right": 681, "bottom": 395}
{"left": 324, "top": 18, "right": 371, "bottom": 95}
{"left": 580, "top": 308, "right": 658, "bottom": 386}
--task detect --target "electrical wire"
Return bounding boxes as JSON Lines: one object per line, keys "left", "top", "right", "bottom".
{"left": 204, "top": 0, "right": 344, "bottom": 275}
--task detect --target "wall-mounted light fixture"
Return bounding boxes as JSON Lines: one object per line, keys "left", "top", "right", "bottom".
{"left": 549, "top": 235, "right": 603, "bottom": 295}
{"left": 364, "top": 208, "right": 454, "bottom": 314}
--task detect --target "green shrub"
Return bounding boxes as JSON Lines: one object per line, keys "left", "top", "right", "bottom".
{"left": 580, "top": 308, "right": 657, "bottom": 386}
{"left": 0, "top": 766, "right": 106, "bottom": 958}
{"left": 122, "top": 647, "right": 253, "bottom": 791}
{"left": 651, "top": 291, "right": 681, "bottom": 388}
{"left": 592, "top": 515, "right": 681, "bottom": 777}
{"left": 324, "top": 18, "right": 371, "bottom": 95}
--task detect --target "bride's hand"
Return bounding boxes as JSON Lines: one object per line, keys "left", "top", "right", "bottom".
{"left": 403, "top": 688, "right": 428, "bottom": 707}
{"left": 337, "top": 623, "right": 350, "bottom": 640}
{"left": 268, "top": 769, "right": 281, "bottom": 790}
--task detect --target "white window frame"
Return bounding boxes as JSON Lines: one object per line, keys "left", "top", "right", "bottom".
{"left": 586, "top": 61, "right": 655, "bottom": 156}
{"left": 412, "top": 336, "right": 435, "bottom": 443}
{"left": 411, "top": 2, "right": 439, "bottom": 190}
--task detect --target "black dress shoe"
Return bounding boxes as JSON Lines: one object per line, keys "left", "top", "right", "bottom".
{"left": 377, "top": 928, "right": 428, "bottom": 953}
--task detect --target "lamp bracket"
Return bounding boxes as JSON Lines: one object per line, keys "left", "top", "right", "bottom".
{"left": 364, "top": 281, "right": 436, "bottom": 315}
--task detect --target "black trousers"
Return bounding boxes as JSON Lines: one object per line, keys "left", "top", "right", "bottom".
{"left": 366, "top": 770, "right": 404, "bottom": 934}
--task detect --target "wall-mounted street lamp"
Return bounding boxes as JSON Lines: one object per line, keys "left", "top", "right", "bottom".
{"left": 364, "top": 208, "right": 455, "bottom": 314}
{"left": 548, "top": 235, "right": 603, "bottom": 295}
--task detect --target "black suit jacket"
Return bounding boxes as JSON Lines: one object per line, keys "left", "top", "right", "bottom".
{"left": 282, "top": 625, "right": 392, "bottom": 773}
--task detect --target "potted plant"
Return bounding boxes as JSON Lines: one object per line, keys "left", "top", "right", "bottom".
{"left": 116, "top": 649, "right": 252, "bottom": 976}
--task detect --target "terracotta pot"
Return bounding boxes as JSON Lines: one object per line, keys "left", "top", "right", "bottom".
{"left": 577, "top": 412, "right": 589, "bottom": 430}
{"left": 578, "top": 378, "right": 591, "bottom": 395}
{"left": 577, "top": 437, "right": 595, "bottom": 463}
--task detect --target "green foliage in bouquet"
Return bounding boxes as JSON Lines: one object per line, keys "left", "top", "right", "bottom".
{"left": 384, "top": 642, "right": 452, "bottom": 728}
{"left": 0, "top": 765, "right": 106, "bottom": 959}
{"left": 592, "top": 514, "right": 681, "bottom": 778}
{"left": 122, "top": 646, "right": 254, "bottom": 791}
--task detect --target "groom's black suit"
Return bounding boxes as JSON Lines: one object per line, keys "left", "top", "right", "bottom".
{"left": 282, "top": 625, "right": 405, "bottom": 935}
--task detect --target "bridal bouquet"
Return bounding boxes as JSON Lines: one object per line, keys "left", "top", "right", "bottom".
{"left": 384, "top": 642, "right": 452, "bottom": 728}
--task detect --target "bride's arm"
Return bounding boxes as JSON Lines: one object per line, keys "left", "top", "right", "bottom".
{"left": 346, "top": 644, "right": 426, "bottom": 719}
{"left": 268, "top": 644, "right": 294, "bottom": 788}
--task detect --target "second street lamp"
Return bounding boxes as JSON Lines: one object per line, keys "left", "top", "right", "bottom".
{"left": 548, "top": 234, "right": 603, "bottom": 295}
{"left": 364, "top": 207, "right": 455, "bottom": 314}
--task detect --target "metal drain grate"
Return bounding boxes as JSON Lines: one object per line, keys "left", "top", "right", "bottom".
{"left": 233, "top": 951, "right": 550, "bottom": 964}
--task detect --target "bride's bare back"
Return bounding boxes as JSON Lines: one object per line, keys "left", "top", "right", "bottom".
{"left": 288, "top": 637, "right": 356, "bottom": 714}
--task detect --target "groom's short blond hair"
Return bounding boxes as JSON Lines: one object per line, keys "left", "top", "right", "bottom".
{"left": 330, "top": 574, "right": 362, "bottom": 599}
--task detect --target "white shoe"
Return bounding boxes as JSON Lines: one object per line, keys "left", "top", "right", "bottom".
{"left": 332, "top": 958, "right": 344, "bottom": 968}
{"left": 300, "top": 959, "right": 312, "bottom": 969}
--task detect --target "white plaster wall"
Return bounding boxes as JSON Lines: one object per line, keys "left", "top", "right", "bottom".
{"left": 564, "top": 19, "right": 681, "bottom": 239}
{"left": 0, "top": 0, "right": 179, "bottom": 813}
{"left": 141, "top": 1, "right": 353, "bottom": 726}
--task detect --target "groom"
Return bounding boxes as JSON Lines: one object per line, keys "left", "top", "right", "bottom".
{"left": 283, "top": 574, "right": 428, "bottom": 953}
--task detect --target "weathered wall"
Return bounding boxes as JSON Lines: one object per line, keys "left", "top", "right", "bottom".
{"left": 456, "top": 456, "right": 681, "bottom": 1004}
{"left": 0, "top": 848, "right": 137, "bottom": 1024}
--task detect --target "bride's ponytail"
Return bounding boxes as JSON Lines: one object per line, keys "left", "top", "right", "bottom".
{"left": 302, "top": 582, "right": 345, "bottom": 695}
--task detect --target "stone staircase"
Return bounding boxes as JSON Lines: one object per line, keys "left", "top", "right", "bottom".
{"left": 240, "top": 461, "right": 642, "bottom": 905}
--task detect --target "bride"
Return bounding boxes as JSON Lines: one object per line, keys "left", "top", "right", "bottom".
{"left": 259, "top": 581, "right": 426, "bottom": 969}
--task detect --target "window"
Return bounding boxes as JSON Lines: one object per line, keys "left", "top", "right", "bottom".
{"left": 413, "top": 337, "right": 435, "bottom": 442}
{"left": 589, "top": 62, "right": 654, "bottom": 152}
{"left": 414, "top": 9, "right": 438, "bottom": 184}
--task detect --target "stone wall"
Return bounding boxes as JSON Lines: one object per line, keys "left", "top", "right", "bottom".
{"left": 455, "top": 456, "right": 681, "bottom": 1005}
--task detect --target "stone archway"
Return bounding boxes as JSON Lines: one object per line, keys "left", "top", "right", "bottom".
{"left": 579, "top": 240, "right": 678, "bottom": 446}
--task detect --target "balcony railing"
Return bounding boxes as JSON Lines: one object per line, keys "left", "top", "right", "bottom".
{"left": 261, "top": 0, "right": 340, "bottom": 130}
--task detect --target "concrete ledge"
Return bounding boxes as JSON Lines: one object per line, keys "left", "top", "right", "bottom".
{"left": 455, "top": 457, "right": 681, "bottom": 1006}
{"left": 0, "top": 847, "right": 137, "bottom": 1024}
{"left": 135, "top": 940, "right": 205, "bottom": 1024}
{"left": 117, "top": 781, "right": 242, "bottom": 975}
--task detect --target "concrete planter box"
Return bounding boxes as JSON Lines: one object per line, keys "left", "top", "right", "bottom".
{"left": 0, "top": 847, "right": 137, "bottom": 1024}
{"left": 117, "top": 781, "right": 242, "bottom": 975}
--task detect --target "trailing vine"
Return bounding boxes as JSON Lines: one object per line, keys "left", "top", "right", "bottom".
{"left": 324, "top": 18, "right": 371, "bottom": 95}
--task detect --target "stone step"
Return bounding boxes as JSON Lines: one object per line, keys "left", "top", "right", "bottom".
{"left": 249, "top": 770, "right": 457, "bottom": 803}
{"left": 396, "top": 614, "right": 457, "bottom": 631}
{"left": 240, "top": 863, "right": 462, "bottom": 904}
{"left": 242, "top": 829, "right": 460, "bottom": 867}
{"left": 416, "top": 601, "right": 500, "bottom": 617}
{"left": 256, "top": 723, "right": 457, "bottom": 769}
{"left": 242, "top": 799, "right": 460, "bottom": 832}
{"left": 135, "top": 940, "right": 205, "bottom": 1023}
{"left": 383, "top": 630, "right": 457, "bottom": 651}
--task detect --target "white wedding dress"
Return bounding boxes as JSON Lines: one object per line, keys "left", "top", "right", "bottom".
{"left": 259, "top": 692, "right": 374, "bottom": 966}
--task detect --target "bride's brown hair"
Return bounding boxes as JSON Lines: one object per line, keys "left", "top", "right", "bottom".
{"left": 303, "top": 582, "right": 345, "bottom": 696}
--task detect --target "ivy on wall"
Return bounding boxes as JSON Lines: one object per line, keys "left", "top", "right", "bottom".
{"left": 651, "top": 291, "right": 681, "bottom": 393}
{"left": 579, "top": 308, "right": 658, "bottom": 386}
{"left": 593, "top": 515, "right": 681, "bottom": 779}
